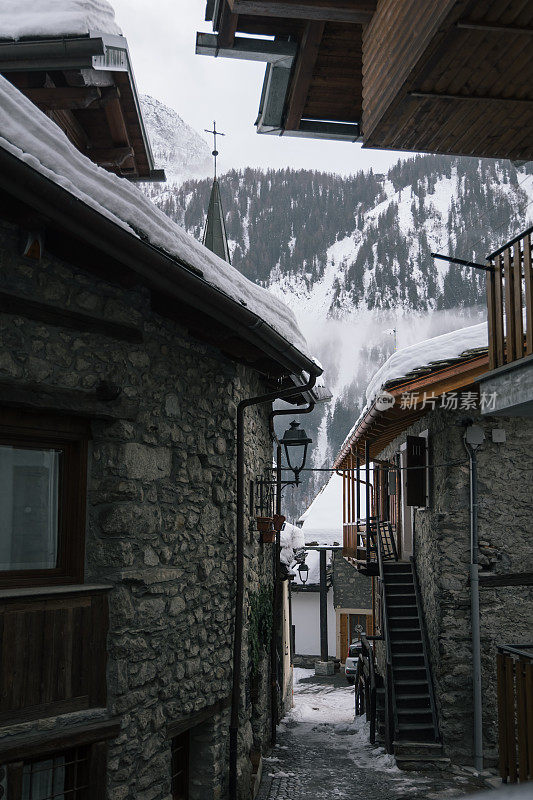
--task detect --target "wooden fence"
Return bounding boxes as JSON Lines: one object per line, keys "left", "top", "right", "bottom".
{"left": 487, "top": 227, "right": 533, "bottom": 370}
{"left": 497, "top": 644, "right": 533, "bottom": 783}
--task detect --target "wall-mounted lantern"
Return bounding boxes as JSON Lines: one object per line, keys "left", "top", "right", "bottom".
{"left": 297, "top": 561, "right": 309, "bottom": 585}
{"left": 280, "top": 421, "right": 312, "bottom": 486}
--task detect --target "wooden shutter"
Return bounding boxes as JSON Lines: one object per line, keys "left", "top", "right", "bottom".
{"left": 406, "top": 435, "right": 426, "bottom": 507}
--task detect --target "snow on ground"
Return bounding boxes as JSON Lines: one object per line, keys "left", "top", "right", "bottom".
{"left": 0, "top": 0, "right": 122, "bottom": 39}
{"left": 0, "top": 76, "right": 313, "bottom": 360}
{"left": 260, "top": 669, "right": 488, "bottom": 799}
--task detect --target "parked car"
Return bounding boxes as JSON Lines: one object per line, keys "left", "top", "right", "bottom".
{"left": 345, "top": 641, "right": 362, "bottom": 684}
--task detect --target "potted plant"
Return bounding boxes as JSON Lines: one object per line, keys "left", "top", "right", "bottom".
{"left": 260, "top": 529, "right": 276, "bottom": 544}
{"left": 256, "top": 516, "right": 273, "bottom": 533}
{"left": 273, "top": 514, "right": 285, "bottom": 532}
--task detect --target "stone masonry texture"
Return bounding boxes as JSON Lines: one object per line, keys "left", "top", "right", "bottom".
{"left": 379, "top": 407, "right": 533, "bottom": 766}
{"left": 333, "top": 551, "right": 372, "bottom": 610}
{"left": 0, "top": 218, "right": 279, "bottom": 799}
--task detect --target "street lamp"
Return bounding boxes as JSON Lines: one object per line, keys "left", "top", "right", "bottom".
{"left": 280, "top": 421, "right": 312, "bottom": 486}
{"left": 297, "top": 561, "right": 309, "bottom": 585}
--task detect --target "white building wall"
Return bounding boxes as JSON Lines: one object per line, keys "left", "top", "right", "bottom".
{"left": 291, "top": 589, "right": 336, "bottom": 657}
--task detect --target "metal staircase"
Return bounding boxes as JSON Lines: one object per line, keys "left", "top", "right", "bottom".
{"left": 383, "top": 559, "right": 447, "bottom": 769}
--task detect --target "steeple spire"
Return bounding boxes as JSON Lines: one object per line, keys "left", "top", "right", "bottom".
{"left": 202, "top": 121, "right": 231, "bottom": 263}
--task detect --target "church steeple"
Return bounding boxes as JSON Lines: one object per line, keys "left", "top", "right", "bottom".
{"left": 202, "top": 121, "right": 231, "bottom": 263}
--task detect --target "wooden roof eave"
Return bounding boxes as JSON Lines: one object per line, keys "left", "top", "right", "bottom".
{"left": 0, "top": 34, "right": 164, "bottom": 182}
{"left": 334, "top": 353, "right": 489, "bottom": 468}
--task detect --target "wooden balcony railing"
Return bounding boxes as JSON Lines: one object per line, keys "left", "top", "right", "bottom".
{"left": 487, "top": 226, "right": 533, "bottom": 370}
{"left": 0, "top": 585, "right": 110, "bottom": 724}
{"left": 497, "top": 643, "right": 533, "bottom": 784}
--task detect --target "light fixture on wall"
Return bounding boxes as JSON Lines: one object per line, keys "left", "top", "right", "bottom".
{"left": 297, "top": 561, "right": 309, "bottom": 585}
{"left": 279, "top": 421, "right": 312, "bottom": 486}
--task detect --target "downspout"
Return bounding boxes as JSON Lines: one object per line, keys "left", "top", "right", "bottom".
{"left": 464, "top": 423, "right": 485, "bottom": 772}
{"left": 229, "top": 375, "right": 318, "bottom": 800}
{"left": 268, "top": 402, "right": 315, "bottom": 746}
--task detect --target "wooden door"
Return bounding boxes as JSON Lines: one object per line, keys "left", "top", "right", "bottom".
{"left": 340, "top": 614, "right": 349, "bottom": 662}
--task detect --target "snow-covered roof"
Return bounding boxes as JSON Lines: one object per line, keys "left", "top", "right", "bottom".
{"left": 297, "top": 473, "right": 344, "bottom": 547}
{"left": 338, "top": 321, "right": 488, "bottom": 459}
{"left": 280, "top": 521, "right": 305, "bottom": 567}
{"left": 0, "top": 75, "right": 312, "bottom": 359}
{"left": 365, "top": 320, "right": 488, "bottom": 404}
{"left": 0, "top": 0, "right": 122, "bottom": 40}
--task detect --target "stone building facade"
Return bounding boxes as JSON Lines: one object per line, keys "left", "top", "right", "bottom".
{"left": 377, "top": 407, "right": 533, "bottom": 766}
{"left": 0, "top": 214, "right": 284, "bottom": 799}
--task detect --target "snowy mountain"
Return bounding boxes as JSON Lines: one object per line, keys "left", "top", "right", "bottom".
{"left": 139, "top": 122, "right": 533, "bottom": 515}
{"left": 140, "top": 95, "right": 212, "bottom": 186}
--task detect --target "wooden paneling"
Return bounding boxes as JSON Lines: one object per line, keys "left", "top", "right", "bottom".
{"left": 362, "top": 0, "right": 533, "bottom": 158}
{"left": 0, "top": 588, "right": 109, "bottom": 724}
{"left": 497, "top": 647, "right": 533, "bottom": 783}
{"left": 487, "top": 228, "right": 532, "bottom": 368}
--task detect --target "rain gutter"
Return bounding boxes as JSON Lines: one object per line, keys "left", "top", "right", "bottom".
{"left": 231, "top": 374, "right": 317, "bottom": 800}
{"left": 0, "top": 146, "right": 320, "bottom": 380}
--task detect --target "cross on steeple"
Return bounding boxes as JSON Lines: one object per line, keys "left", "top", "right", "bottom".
{"left": 204, "top": 120, "right": 225, "bottom": 179}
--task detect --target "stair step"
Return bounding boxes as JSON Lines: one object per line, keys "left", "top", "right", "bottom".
{"left": 396, "top": 693, "right": 431, "bottom": 702}
{"left": 390, "top": 639, "right": 423, "bottom": 647}
{"left": 395, "top": 679, "right": 429, "bottom": 688}
{"left": 391, "top": 626, "right": 422, "bottom": 637}
{"left": 385, "top": 581, "right": 415, "bottom": 587}
{"left": 398, "top": 709, "right": 434, "bottom": 720}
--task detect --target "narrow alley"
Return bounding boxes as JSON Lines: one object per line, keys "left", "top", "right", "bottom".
{"left": 258, "top": 669, "right": 488, "bottom": 800}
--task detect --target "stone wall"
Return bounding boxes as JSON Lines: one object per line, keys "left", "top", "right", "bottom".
{"left": 379, "top": 407, "right": 533, "bottom": 766}
{"left": 332, "top": 552, "right": 372, "bottom": 611}
{"left": 0, "top": 219, "right": 278, "bottom": 799}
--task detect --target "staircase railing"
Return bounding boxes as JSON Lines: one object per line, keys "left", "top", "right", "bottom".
{"left": 356, "top": 635, "right": 378, "bottom": 744}
{"left": 497, "top": 643, "right": 533, "bottom": 783}
{"left": 410, "top": 556, "right": 440, "bottom": 743}
{"left": 376, "top": 504, "right": 398, "bottom": 753}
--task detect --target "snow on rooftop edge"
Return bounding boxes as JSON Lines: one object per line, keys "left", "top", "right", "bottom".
{"left": 0, "top": 0, "right": 122, "bottom": 40}
{"left": 365, "top": 321, "right": 488, "bottom": 403}
{"left": 0, "top": 75, "right": 312, "bottom": 360}
{"left": 339, "top": 321, "right": 488, "bottom": 455}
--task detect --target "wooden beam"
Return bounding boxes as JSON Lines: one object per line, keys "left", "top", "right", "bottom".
{"left": 410, "top": 91, "right": 533, "bottom": 106}
{"left": 104, "top": 97, "right": 130, "bottom": 146}
{"left": 479, "top": 572, "right": 533, "bottom": 588}
{"left": 218, "top": 0, "right": 239, "bottom": 47}
{"left": 24, "top": 86, "right": 102, "bottom": 110}
{"left": 49, "top": 109, "right": 88, "bottom": 151}
{"left": 228, "top": 0, "right": 375, "bottom": 24}
{"left": 285, "top": 21, "right": 324, "bottom": 129}
{"left": 0, "top": 290, "right": 143, "bottom": 342}
{"left": 88, "top": 146, "right": 134, "bottom": 167}
{"left": 456, "top": 21, "right": 533, "bottom": 36}
{"left": 0, "top": 718, "right": 121, "bottom": 763}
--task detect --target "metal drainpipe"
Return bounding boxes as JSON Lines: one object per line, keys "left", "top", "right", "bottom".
{"left": 464, "top": 426, "right": 484, "bottom": 772}
{"left": 229, "top": 376, "right": 317, "bottom": 800}
{"left": 268, "top": 402, "right": 315, "bottom": 746}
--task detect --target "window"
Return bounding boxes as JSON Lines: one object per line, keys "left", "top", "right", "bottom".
{"left": 0, "top": 410, "right": 88, "bottom": 588}
{"left": 405, "top": 434, "right": 429, "bottom": 508}
{"left": 0, "top": 747, "right": 90, "bottom": 799}
{"left": 171, "top": 732, "right": 190, "bottom": 800}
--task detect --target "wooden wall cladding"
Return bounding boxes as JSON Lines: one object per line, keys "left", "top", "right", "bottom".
{"left": 0, "top": 588, "right": 109, "bottom": 724}
{"left": 362, "top": 0, "right": 533, "bottom": 159}
{"left": 362, "top": 0, "right": 457, "bottom": 141}
{"left": 303, "top": 22, "right": 363, "bottom": 122}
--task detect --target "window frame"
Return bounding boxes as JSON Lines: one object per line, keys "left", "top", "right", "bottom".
{"left": 0, "top": 408, "right": 89, "bottom": 589}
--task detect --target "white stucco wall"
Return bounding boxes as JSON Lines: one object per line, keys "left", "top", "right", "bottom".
{"left": 291, "top": 588, "right": 336, "bottom": 656}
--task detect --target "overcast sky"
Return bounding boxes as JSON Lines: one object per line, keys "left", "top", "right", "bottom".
{"left": 112, "top": 0, "right": 411, "bottom": 177}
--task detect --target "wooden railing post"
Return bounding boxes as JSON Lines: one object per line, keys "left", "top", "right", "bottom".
{"left": 513, "top": 241, "right": 524, "bottom": 360}
{"left": 524, "top": 233, "right": 533, "bottom": 357}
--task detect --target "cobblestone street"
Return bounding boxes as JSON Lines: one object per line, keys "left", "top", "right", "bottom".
{"left": 258, "top": 669, "right": 490, "bottom": 800}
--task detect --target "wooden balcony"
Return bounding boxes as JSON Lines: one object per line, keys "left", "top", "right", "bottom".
{"left": 487, "top": 227, "right": 533, "bottom": 371}
{"left": 0, "top": 585, "right": 110, "bottom": 725}
{"left": 497, "top": 644, "right": 533, "bottom": 783}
